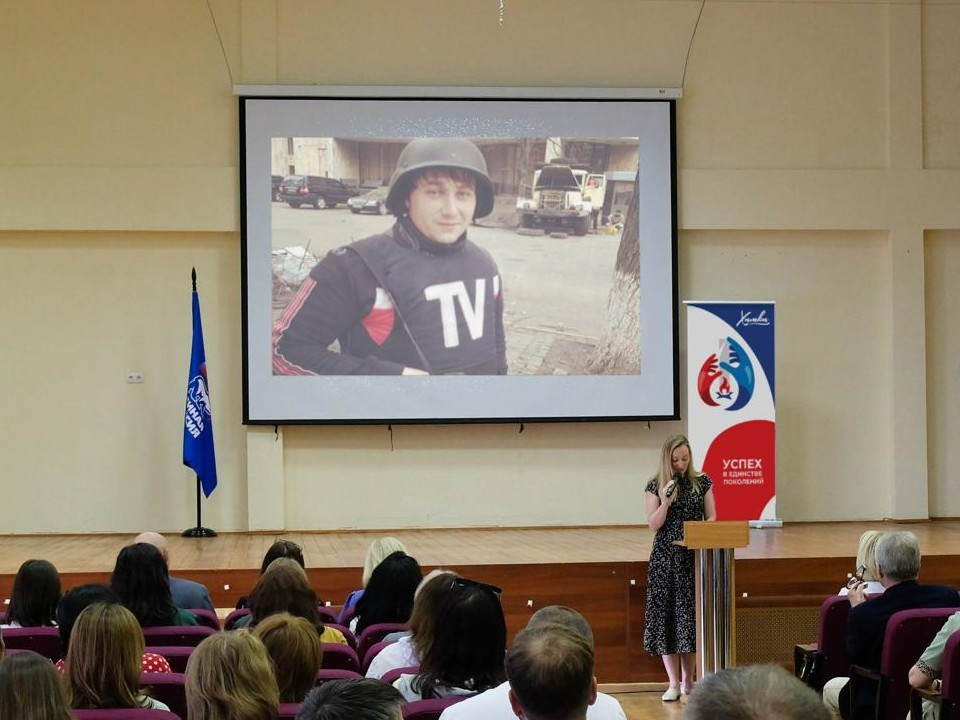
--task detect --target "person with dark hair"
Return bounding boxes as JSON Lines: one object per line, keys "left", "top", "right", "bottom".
{"left": 352, "top": 550, "right": 422, "bottom": 635}
{"left": 644, "top": 434, "right": 716, "bottom": 701}
{"left": 235, "top": 538, "right": 306, "bottom": 609}
{"left": 394, "top": 576, "right": 506, "bottom": 701}
{"left": 505, "top": 624, "right": 597, "bottom": 720}
{"left": 273, "top": 136, "right": 507, "bottom": 377}
{"left": 253, "top": 612, "right": 324, "bottom": 703}
{"left": 237, "top": 558, "right": 346, "bottom": 645}
{"left": 134, "top": 531, "right": 215, "bottom": 611}
{"left": 439, "top": 606, "right": 626, "bottom": 720}
{"left": 0, "top": 650, "right": 74, "bottom": 720}
{"left": 2, "top": 559, "right": 61, "bottom": 628}
{"left": 296, "top": 678, "right": 404, "bottom": 720}
{"left": 54, "top": 584, "right": 171, "bottom": 673}
{"left": 338, "top": 536, "right": 408, "bottom": 623}
{"left": 110, "top": 543, "right": 198, "bottom": 627}
{"left": 685, "top": 664, "right": 830, "bottom": 720}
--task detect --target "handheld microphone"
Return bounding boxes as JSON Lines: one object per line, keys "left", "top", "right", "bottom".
{"left": 665, "top": 474, "right": 683, "bottom": 499}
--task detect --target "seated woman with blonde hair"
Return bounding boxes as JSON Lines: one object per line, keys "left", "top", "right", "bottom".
{"left": 253, "top": 612, "right": 324, "bottom": 703}
{"left": 0, "top": 650, "right": 74, "bottom": 720}
{"left": 63, "top": 602, "right": 169, "bottom": 711}
{"left": 185, "top": 630, "right": 279, "bottom": 720}
{"left": 839, "top": 530, "right": 885, "bottom": 596}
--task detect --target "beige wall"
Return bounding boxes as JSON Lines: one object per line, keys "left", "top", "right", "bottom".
{"left": 1, "top": 0, "right": 959, "bottom": 533}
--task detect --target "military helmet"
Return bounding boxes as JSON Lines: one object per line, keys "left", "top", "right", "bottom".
{"left": 386, "top": 137, "right": 495, "bottom": 219}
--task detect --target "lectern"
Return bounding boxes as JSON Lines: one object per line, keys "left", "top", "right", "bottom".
{"left": 678, "top": 520, "right": 750, "bottom": 677}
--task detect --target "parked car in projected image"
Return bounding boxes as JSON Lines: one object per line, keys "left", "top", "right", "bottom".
{"left": 279, "top": 175, "right": 358, "bottom": 209}
{"left": 347, "top": 186, "right": 390, "bottom": 215}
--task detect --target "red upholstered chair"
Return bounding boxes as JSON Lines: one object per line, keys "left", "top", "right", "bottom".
{"left": 320, "top": 643, "right": 361, "bottom": 673}
{"left": 72, "top": 710, "right": 182, "bottom": 720}
{"left": 381, "top": 665, "right": 420, "bottom": 685}
{"left": 141, "top": 626, "right": 216, "bottom": 648}
{"left": 186, "top": 608, "right": 221, "bottom": 631}
{"left": 362, "top": 639, "right": 394, "bottom": 674}
{"left": 222, "top": 608, "right": 251, "bottom": 630}
{"left": 144, "top": 646, "right": 193, "bottom": 674}
{"left": 141, "top": 672, "right": 187, "bottom": 720}
{"left": 401, "top": 695, "right": 474, "bottom": 720}
{"left": 911, "top": 628, "right": 960, "bottom": 720}
{"left": 277, "top": 703, "right": 302, "bottom": 720}
{"left": 1, "top": 626, "right": 63, "bottom": 662}
{"left": 325, "top": 623, "right": 357, "bottom": 651}
{"left": 356, "top": 623, "right": 408, "bottom": 665}
{"left": 316, "top": 668, "right": 362, "bottom": 685}
{"left": 849, "top": 607, "right": 957, "bottom": 720}
{"left": 317, "top": 605, "right": 338, "bottom": 624}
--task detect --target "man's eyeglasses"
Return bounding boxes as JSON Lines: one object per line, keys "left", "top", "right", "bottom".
{"left": 845, "top": 565, "right": 866, "bottom": 589}
{"left": 453, "top": 576, "right": 503, "bottom": 599}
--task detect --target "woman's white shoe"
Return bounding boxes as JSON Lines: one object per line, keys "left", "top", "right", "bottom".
{"left": 661, "top": 686, "right": 681, "bottom": 702}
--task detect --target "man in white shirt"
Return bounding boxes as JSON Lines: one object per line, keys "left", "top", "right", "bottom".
{"left": 439, "top": 606, "right": 627, "bottom": 720}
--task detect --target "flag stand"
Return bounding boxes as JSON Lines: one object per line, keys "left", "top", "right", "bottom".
{"left": 182, "top": 478, "right": 217, "bottom": 537}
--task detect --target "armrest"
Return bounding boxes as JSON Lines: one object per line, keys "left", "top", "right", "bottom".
{"left": 849, "top": 664, "right": 882, "bottom": 683}
{"left": 794, "top": 644, "right": 822, "bottom": 687}
{"left": 911, "top": 686, "right": 941, "bottom": 720}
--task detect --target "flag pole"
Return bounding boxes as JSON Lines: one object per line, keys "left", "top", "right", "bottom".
{"left": 182, "top": 267, "right": 218, "bottom": 538}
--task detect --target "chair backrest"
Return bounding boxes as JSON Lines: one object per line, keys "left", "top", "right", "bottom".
{"left": 141, "top": 672, "right": 187, "bottom": 720}
{"left": 817, "top": 595, "right": 853, "bottom": 684}
{"left": 316, "top": 668, "right": 363, "bottom": 686}
{"left": 320, "top": 643, "right": 361, "bottom": 673}
{"left": 72, "top": 709, "right": 182, "bottom": 719}
{"left": 324, "top": 623, "right": 357, "bottom": 651}
{"left": 145, "top": 646, "right": 194, "bottom": 674}
{"left": 277, "top": 703, "right": 302, "bottom": 720}
{"left": 876, "top": 608, "right": 957, "bottom": 720}
{"left": 357, "top": 622, "right": 409, "bottom": 663}
{"left": 142, "top": 625, "right": 217, "bottom": 648}
{"left": 1, "top": 625, "right": 63, "bottom": 661}
{"left": 402, "top": 695, "right": 474, "bottom": 720}
{"left": 362, "top": 639, "right": 395, "bottom": 674}
{"left": 186, "top": 608, "right": 221, "bottom": 631}
{"left": 317, "top": 605, "right": 338, "bottom": 624}
{"left": 940, "top": 629, "right": 960, "bottom": 720}
{"left": 222, "top": 608, "right": 251, "bottom": 631}
{"left": 381, "top": 666, "right": 421, "bottom": 685}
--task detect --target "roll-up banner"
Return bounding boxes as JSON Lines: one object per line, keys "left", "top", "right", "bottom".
{"left": 685, "top": 301, "right": 778, "bottom": 525}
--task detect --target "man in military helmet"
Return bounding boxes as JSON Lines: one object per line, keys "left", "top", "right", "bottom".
{"left": 273, "top": 137, "right": 507, "bottom": 376}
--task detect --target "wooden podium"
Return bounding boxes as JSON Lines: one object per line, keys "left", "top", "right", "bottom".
{"left": 678, "top": 521, "right": 750, "bottom": 677}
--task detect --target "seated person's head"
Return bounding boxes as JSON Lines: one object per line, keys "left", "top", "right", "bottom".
{"left": 525, "top": 606, "right": 594, "bottom": 645}
{"left": 505, "top": 624, "right": 596, "bottom": 720}
{"left": 110, "top": 542, "right": 178, "bottom": 627}
{"left": 296, "top": 678, "right": 404, "bottom": 720}
{"left": 253, "top": 612, "right": 324, "bottom": 703}
{"left": 260, "top": 539, "right": 305, "bottom": 575}
{"left": 362, "top": 537, "right": 408, "bottom": 588}
{"left": 855, "top": 530, "right": 883, "bottom": 582}
{"left": 408, "top": 571, "right": 459, "bottom": 658}
{"left": 354, "top": 550, "right": 422, "bottom": 634}
{"left": 413, "top": 576, "right": 506, "bottom": 697}
{"left": 875, "top": 530, "right": 921, "bottom": 583}
{"left": 6, "top": 558, "right": 62, "bottom": 627}
{"left": 0, "top": 649, "right": 73, "bottom": 720}
{"left": 185, "top": 630, "right": 279, "bottom": 720}
{"left": 249, "top": 557, "right": 322, "bottom": 630}
{"left": 684, "top": 664, "right": 830, "bottom": 720}
{"left": 64, "top": 602, "right": 148, "bottom": 709}
{"left": 57, "top": 583, "right": 120, "bottom": 655}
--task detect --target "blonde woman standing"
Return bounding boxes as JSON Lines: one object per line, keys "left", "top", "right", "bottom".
{"left": 644, "top": 434, "right": 716, "bottom": 702}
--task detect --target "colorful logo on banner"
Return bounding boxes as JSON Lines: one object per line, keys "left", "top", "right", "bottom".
{"left": 685, "top": 302, "right": 776, "bottom": 522}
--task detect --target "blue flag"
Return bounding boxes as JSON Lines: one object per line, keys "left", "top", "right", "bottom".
{"left": 183, "top": 270, "right": 217, "bottom": 497}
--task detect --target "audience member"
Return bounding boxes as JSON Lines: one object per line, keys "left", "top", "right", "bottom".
{"left": 908, "top": 608, "right": 960, "bottom": 720}
{"left": 366, "top": 569, "right": 458, "bottom": 680}
{"left": 239, "top": 558, "right": 346, "bottom": 644}
{"left": 297, "top": 678, "right": 404, "bottom": 720}
{"left": 353, "top": 550, "right": 422, "bottom": 635}
{"left": 185, "top": 630, "right": 279, "bottom": 720}
{"left": 338, "top": 536, "right": 408, "bottom": 623}
{"left": 55, "top": 584, "right": 171, "bottom": 673}
{"left": 135, "top": 531, "right": 215, "bottom": 611}
{"left": 2, "top": 559, "right": 61, "bottom": 628}
{"left": 685, "top": 664, "right": 830, "bottom": 720}
{"left": 505, "top": 624, "right": 597, "bottom": 720}
{"left": 0, "top": 649, "right": 73, "bottom": 720}
{"left": 822, "top": 531, "right": 960, "bottom": 718}
{"left": 838, "top": 530, "right": 885, "bottom": 597}
{"left": 439, "top": 606, "right": 626, "bottom": 720}
{"left": 253, "top": 612, "right": 324, "bottom": 703}
{"left": 64, "top": 602, "right": 170, "bottom": 711}
{"left": 111, "top": 542, "right": 198, "bottom": 627}
{"left": 236, "top": 539, "right": 306, "bottom": 610}
{"left": 394, "top": 576, "right": 506, "bottom": 701}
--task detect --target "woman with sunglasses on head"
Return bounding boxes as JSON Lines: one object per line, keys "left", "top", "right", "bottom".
{"left": 393, "top": 576, "right": 507, "bottom": 701}
{"left": 643, "top": 434, "right": 716, "bottom": 702}
{"left": 838, "top": 530, "right": 885, "bottom": 596}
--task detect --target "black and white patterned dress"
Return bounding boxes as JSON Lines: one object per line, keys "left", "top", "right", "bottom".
{"left": 643, "top": 474, "right": 713, "bottom": 656}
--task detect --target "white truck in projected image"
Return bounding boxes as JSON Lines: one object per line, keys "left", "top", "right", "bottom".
{"left": 516, "top": 160, "right": 604, "bottom": 237}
